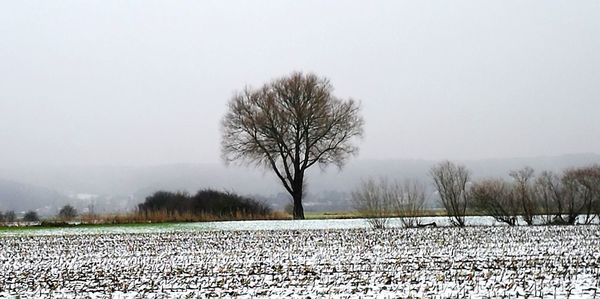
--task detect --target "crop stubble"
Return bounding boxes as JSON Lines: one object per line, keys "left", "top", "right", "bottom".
{"left": 1, "top": 226, "right": 599, "bottom": 298}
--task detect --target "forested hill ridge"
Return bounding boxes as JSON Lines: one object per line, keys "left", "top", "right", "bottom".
{"left": 1, "top": 153, "right": 598, "bottom": 214}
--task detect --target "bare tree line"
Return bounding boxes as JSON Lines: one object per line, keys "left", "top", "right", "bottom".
{"left": 353, "top": 162, "right": 600, "bottom": 229}
{"left": 471, "top": 164, "right": 600, "bottom": 226}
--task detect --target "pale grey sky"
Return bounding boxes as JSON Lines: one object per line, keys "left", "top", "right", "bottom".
{"left": 1, "top": 0, "right": 599, "bottom": 168}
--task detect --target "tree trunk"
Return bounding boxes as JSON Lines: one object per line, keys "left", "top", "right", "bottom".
{"left": 291, "top": 172, "right": 305, "bottom": 220}
{"left": 292, "top": 191, "right": 305, "bottom": 220}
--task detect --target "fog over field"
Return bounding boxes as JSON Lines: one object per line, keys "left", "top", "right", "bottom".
{"left": 1, "top": 1, "right": 599, "bottom": 214}
{"left": 1, "top": 154, "right": 599, "bottom": 214}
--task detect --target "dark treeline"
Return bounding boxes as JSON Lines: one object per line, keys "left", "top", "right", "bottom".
{"left": 0, "top": 210, "right": 17, "bottom": 223}
{"left": 138, "top": 189, "right": 271, "bottom": 218}
{"left": 0, "top": 210, "right": 39, "bottom": 223}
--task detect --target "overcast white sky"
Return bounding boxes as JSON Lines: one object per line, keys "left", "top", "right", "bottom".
{"left": 1, "top": 0, "right": 599, "bottom": 168}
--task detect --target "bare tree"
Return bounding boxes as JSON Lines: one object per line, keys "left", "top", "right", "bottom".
{"left": 509, "top": 167, "right": 537, "bottom": 225}
{"left": 562, "top": 165, "right": 600, "bottom": 225}
{"left": 560, "top": 173, "right": 587, "bottom": 224}
{"left": 430, "top": 161, "right": 471, "bottom": 227}
{"left": 352, "top": 178, "right": 394, "bottom": 229}
{"left": 394, "top": 180, "right": 426, "bottom": 228}
{"left": 534, "top": 167, "right": 600, "bottom": 225}
{"left": 471, "top": 178, "right": 519, "bottom": 226}
{"left": 534, "top": 171, "right": 562, "bottom": 225}
{"left": 221, "top": 72, "right": 364, "bottom": 219}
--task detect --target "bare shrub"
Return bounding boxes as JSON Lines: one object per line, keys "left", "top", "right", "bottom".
{"left": 58, "top": 204, "right": 78, "bottom": 221}
{"left": 430, "top": 161, "right": 471, "bottom": 227}
{"left": 352, "top": 178, "right": 394, "bottom": 229}
{"left": 138, "top": 189, "right": 271, "bottom": 219}
{"left": 23, "top": 210, "right": 40, "bottom": 222}
{"left": 352, "top": 178, "right": 427, "bottom": 229}
{"left": 394, "top": 180, "right": 426, "bottom": 228}
{"left": 471, "top": 178, "right": 519, "bottom": 226}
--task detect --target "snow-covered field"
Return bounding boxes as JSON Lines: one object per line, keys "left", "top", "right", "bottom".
{"left": 1, "top": 224, "right": 599, "bottom": 298}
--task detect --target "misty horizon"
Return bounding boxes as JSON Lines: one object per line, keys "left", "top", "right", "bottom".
{"left": 1, "top": 153, "right": 599, "bottom": 214}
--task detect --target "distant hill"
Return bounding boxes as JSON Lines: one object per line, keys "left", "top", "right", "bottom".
{"left": 0, "top": 179, "right": 67, "bottom": 215}
{"left": 1, "top": 153, "right": 599, "bottom": 212}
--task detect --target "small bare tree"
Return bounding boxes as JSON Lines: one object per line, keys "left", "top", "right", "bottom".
{"left": 534, "top": 167, "right": 600, "bottom": 225}
{"left": 560, "top": 174, "right": 587, "bottom": 224}
{"left": 352, "top": 178, "right": 394, "bottom": 229}
{"left": 471, "top": 178, "right": 519, "bottom": 226}
{"left": 509, "top": 167, "right": 537, "bottom": 225}
{"left": 394, "top": 180, "right": 426, "bottom": 228}
{"left": 534, "top": 171, "right": 561, "bottom": 225}
{"left": 430, "top": 161, "right": 471, "bottom": 227}
{"left": 562, "top": 165, "right": 600, "bottom": 225}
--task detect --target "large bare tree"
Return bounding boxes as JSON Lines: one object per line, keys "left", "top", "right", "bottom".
{"left": 430, "top": 161, "right": 471, "bottom": 227}
{"left": 221, "top": 72, "right": 364, "bottom": 219}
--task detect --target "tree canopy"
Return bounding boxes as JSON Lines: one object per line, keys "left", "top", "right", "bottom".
{"left": 221, "top": 72, "right": 364, "bottom": 219}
